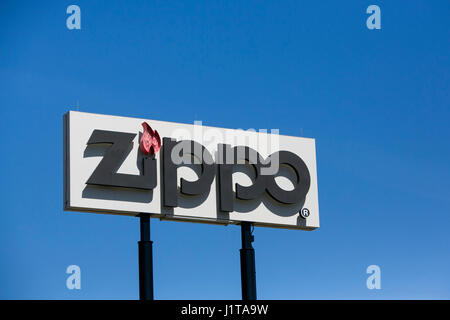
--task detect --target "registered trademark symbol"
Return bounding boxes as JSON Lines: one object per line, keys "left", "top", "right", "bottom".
{"left": 300, "top": 208, "right": 310, "bottom": 219}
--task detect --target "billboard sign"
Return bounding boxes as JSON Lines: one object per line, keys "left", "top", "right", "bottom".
{"left": 63, "top": 111, "right": 319, "bottom": 230}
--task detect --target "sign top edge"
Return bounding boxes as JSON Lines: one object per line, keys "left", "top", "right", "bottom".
{"left": 65, "top": 110, "right": 316, "bottom": 141}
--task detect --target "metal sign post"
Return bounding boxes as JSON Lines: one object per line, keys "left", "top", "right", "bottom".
{"left": 138, "top": 213, "right": 154, "bottom": 300}
{"left": 138, "top": 219, "right": 258, "bottom": 300}
{"left": 240, "top": 222, "right": 257, "bottom": 300}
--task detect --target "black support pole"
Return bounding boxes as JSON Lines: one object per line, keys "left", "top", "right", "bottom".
{"left": 240, "top": 222, "right": 257, "bottom": 300}
{"left": 138, "top": 213, "right": 154, "bottom": 300}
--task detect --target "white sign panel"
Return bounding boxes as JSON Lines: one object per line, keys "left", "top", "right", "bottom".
{"left": 64, "top": 111, "right": 319, "bottom": 230}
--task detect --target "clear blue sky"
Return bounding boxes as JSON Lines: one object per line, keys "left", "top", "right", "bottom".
{"left": 0, "top": 1, "right": 449, "bottom": 299}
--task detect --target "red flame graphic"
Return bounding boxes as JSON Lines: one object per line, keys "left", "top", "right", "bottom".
{"left": 139, "top": 122, "right": 161, "bottom": 155}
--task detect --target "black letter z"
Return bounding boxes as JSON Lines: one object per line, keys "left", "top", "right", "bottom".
{"left": 86, "top": 130, "right": 156, "bottom": 190}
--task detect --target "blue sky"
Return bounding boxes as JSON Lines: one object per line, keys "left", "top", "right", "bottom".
{"left": 0, "top": 0, "right": 449, "bottom": 299}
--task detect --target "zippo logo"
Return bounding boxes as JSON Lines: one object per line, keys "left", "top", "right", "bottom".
{"left": 86, "top": 122, "right": 311, "bottom": 212}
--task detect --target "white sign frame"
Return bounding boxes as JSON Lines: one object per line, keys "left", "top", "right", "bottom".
{"left": 63, "top": 111, "right": 319, "bottom": 230}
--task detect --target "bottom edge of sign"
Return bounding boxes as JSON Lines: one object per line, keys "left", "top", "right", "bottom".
{"left": 63, "top": 206, "right": 318, "bottom": 231}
